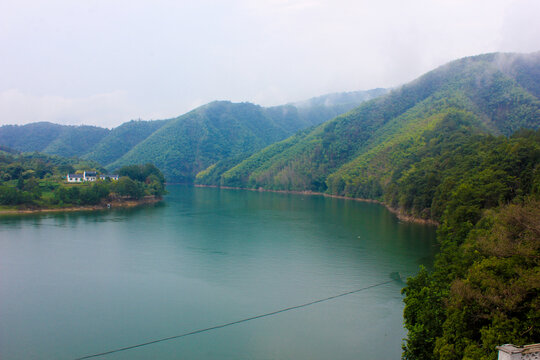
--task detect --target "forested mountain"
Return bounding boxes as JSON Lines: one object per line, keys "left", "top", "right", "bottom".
{"left": 0, "top": 122, "right": 111, "bottom": 156}
{"left": 207, "top": 52, "right": 539, "bottom": 199}
{"left": 0, "top": 121, "right": 165, "bottom": 161}
{"left": 82, "top": 119, "right": 168, "bottom": 166}
{"left": 42, "top": 125, "right": 110, "bottom": 158}
{"left": 106, "top": 102, "right": 311, "bottom": 182}
{"left": 0, "top": 89, "right": 383, "bottom": 174}
{"left": 1, "top": 51, "right": 538, "bottom": 359}
{"left": 199, "top": 52, "right": 539, "bottom": 360}
{"left": 107, "top": 99, "right": 378, "bottom": 182}
{"left": 0, "top": 122, "right": 67, "bottom": 152}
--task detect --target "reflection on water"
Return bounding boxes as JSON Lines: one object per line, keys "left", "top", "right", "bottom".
{"left": 0, "top": 185, "right": 437, "bottom": 360}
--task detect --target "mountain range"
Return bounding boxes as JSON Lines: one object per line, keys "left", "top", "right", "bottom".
{"left": 1, "top": 52, "right": 538, "bottom": 197}
{"left": 1, "top": 52, "right": 539, "bottom": 360}
{"left": 0, "top": 89, "right": 386, "bottom": 182}
{"left": 199, "top": 52, "right": 540, "bottom": 207}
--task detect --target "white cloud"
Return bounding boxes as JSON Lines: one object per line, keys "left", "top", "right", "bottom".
{"left": 499, "top": 0, "right": 540, "bottom": 52}
{"left": 0, "top": 0, "right": 538, "bottom": 127}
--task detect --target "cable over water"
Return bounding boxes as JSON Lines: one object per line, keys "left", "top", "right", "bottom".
{"left": 73, "top": 277, "right": 402, "bottom": 360}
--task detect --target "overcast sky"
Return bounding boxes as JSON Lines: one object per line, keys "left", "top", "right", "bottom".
{"left": 1, "top": 0, "right": 539, "bottom": 128}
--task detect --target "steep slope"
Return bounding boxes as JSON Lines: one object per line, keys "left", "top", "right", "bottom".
{"left": 42, "top": 125, "right": 110, "bottom": 158}
{"left": 399, "top": 128, "right": 540, "bottom": 360}
{"left": 216, "top": 52, "right": 540, "bottom": 204}
{"left": 83, "top": 119, "right": 168, "bottom": 166}
{"left": 107, "top": 101, "right": 310, "bottom": 182}
{"left": 193, "top": 91, "right": 388, "bottom": 184}
{"left": 107, "top": 96, "right": 383, "bottom": 182}
{"left": 0, "top": 88, "right": 383, "bottom": 170}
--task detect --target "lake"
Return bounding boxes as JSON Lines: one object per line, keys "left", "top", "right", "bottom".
{"left": 0, "top": 185, "right": 437, "bottom": 360}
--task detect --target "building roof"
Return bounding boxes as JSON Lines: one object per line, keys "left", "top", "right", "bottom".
{"left": 497, "top": 344, "right": 540, "bottom": 354}
{"left": 68, "top": 174, "right": 84, "bottom": 178}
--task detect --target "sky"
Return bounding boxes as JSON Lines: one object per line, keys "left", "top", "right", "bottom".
{"left": 0, "top": 0, "right": 539, "bottom": 128}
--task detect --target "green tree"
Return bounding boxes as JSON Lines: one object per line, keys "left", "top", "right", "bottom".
{"left": 113, "top": 177, "right": 144, "bottom": 199}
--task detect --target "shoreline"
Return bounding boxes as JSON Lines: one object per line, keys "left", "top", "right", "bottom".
{"left": 194, "top": 184, "right": 439, "bottom": 226}
{"left": 0, "top": 196, "right": 162, "bottom": 215}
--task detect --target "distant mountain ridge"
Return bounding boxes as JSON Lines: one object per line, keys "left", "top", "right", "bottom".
{"left": 3, "top": 51, "right": 538, "bottom": 191}
{"left": 0, "top": 88, "right": 384, "bottom": 179}
{"left": 106, "top": 99, "right": 375, "bottom": 182}
{"left": 82, "top": 119, "right": 169, "bottom": 166}
{"left": 292, "top": 88, "right": 387, "bottom": 108}
{"left": 0, "top": 122, "right": 104, "bottom": 154}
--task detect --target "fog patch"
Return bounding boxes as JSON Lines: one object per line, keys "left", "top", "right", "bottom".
{"left": 0, "top": 90, "right": 133, "bottom": 128}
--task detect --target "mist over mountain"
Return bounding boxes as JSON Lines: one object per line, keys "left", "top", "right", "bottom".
{"left": 1, "top": 51, "right": 539, "bottom": 360}
{"left": 106, "top": 98, "right": 373, "bottom": 182}
{"left": 292, "top": 88, "right": 388, "bottom": 108}
{"left": 191, "top": 54, "right": 540, "bottom": 360}
{"left": 205, "top": 52, "right": 539, "bottom": 198}
{"left": 0, "top": 88, "right": 382, "bottom": 180}
{"left": 2, "top": 0, "right": 540, "bottom": 358}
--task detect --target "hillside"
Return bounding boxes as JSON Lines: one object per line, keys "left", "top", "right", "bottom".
{"left": 196, "top": 52, "right": 540, "bottom": 360}
{"left": 107, "top": 101, "right": 310, "bottom": 182}
{"left": 0, "top": 122, "right": 67, "bottom": 152}
{"left": 400, "top": 127, "right": 540, "bottom": 358}
{"left": 0, "top": 122, "right": 111, "bottom": 157}
{"left": 0, "top": 151, "right": 166, "bottom": 210}
{"left": 0, "top": 89, "right": 383, "bottom": 173}
{"left": 42, "top": 125, "right": 110, "bottom": 158}
{"left": 82, "top": 119, "right": 168, "bottom": 166}
{"left": 107, "top": 98, "right": 379, "bottom": 182}
{"left": 211, "top": 52, "right": 540, "bottom": 212}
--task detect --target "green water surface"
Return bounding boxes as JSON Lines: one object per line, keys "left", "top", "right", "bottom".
{"left": 0, "top": 185, "right": 437, "bottom": 360}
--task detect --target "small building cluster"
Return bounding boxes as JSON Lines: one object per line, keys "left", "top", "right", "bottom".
{"left": 497, "top": 344, "right": 540, "bottom": 360}
{"left": 66, "top": 171, "right": 119, "bottom": 183}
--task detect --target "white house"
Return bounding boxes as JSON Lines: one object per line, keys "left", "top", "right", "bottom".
{"left": 84, "top": 171, "right": 97, "bottom": 181}
{"left": 66, "top": 173, "right": 84, "bottom": 183}
{"left": 99, "top": 174, "right": 119, "bottom": 181}
{"left": 66, "top": 171, "right": 119, "bottom": 183}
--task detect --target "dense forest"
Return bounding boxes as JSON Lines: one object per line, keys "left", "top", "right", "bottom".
{"left": 82, "top": 119, "right": 168, "bottom": 166}
{"left": 401, "top": 128, "right": 539, "bottom": 359}
{"left": 108, "top": 99, "right": 379, "bottom": 182}
{"left": 0, "top": 122, "right": 109, "bottom": 154}
{"left": 0, "top": 150, "right": 165, "bottom": 209}
{"left": 0, "top": 89, "right": 382, "bottom": 181}
{"left": 203, "top": 53, "right": 539, "bottom": 198}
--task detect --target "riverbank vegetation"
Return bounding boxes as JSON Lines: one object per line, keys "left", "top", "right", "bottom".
{"left": 401, "top": 130, "right": 539, "bottom": 359}
{"left": 0, "top": 151, "right": 166, "bottom": 210}
{"left": 199, "top": 53, "right": 540, "bottom": 200}
{"left": 189, "top": 52, "right": 540, "bottom": 360}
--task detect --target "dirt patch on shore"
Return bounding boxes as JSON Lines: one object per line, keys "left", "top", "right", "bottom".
{"left": 0, "top": 196, "right": 162, "bottom": 215}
